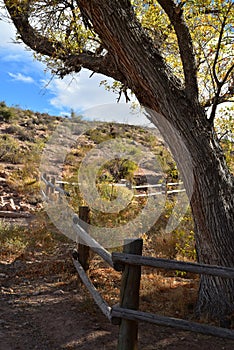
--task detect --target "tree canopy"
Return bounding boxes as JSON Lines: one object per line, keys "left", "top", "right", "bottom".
{"left": 3, "top": 0, "right": 234, "bottom": 124}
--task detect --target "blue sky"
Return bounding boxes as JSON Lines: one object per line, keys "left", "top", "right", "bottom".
{"left": 0, "top": 5, "right": 151, "bottom": 125}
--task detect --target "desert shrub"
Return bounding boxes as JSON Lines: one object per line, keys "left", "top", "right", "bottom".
{"left": 0, "top": 102, "right": 17, "bottom": 123}
{"left": 8, "top": 140, "right": 45, "bottom": 195}
{"left": 0, "top": 222, "right": 28, "bottom": 259}
{"left": 85, "top": 128, "right": 113, "bottom": 144}
{"left": 97, "top": 158, "right": 138, "bottom": 183}
{"left": 5, "top": 124, "right": 35, "bottom": 142}
{"left": 8, "top": 163, "right": 40, "bottom": 194}
{"left": 17, "top": 128, "right": 35, "bottom": 142}
{"left": 147, "top": 201, "right": 196, "bottom": 262}
{"left": 0, "top": 135, "right": 23, "bottom": 163}
{"left": 0, "top": 213, "right": 71, "bottom": 260}
{"left": 5, "top": 125, "right": 21, "bottom": 134}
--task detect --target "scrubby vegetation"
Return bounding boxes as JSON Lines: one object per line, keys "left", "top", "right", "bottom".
{"left": 1, "top": 102, "right": 234, "bottom": 337}
{"left": 1, "top": 100, "right": 233, "bottom": 267}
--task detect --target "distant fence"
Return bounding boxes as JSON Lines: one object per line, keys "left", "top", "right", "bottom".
{"left": 41, "top": 173, "right": 185, "bottom": 200}
{"left": 41, "top": 174, "right": 234, "bottom": 349}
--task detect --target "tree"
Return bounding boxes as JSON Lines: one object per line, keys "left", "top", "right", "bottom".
{"left": 3, "top": 0, "right": 234, "bottom": 322}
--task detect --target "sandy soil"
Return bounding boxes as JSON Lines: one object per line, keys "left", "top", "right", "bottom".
{"left": 1, "top": 244, "right": 234, "bottom": 350}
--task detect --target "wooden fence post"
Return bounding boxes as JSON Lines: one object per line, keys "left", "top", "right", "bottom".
{"left": 51, "top": 176, "right": 55, "bottom": 199}
{"left": 44, "top": 173, "right": 50, "bottom": 197}
{"left": 59, "top": 182, "right": 65, "bottom": 203}
{"left": 78, "top": 206, "right": 90, "bottom": 272}
{"left": 117, "top": 238, "right": 143, "bottom": 350}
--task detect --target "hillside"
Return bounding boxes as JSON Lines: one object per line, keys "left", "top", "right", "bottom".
{"left": 1, "top": 102, "right": 234, "bottom": 349}
{"left": 0, "top": 102, "right": 61, "bottom": 213}
{"left": 0, "top": 101, "right": 175, "bottom": 217}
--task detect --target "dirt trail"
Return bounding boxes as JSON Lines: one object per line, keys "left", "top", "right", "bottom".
{"left": 1, "top": 244, "right": 234, "bottom": 350}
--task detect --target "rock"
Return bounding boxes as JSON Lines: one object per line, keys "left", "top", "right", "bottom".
{"left": 9, "top": 198, "right": 16, "bottom": 210}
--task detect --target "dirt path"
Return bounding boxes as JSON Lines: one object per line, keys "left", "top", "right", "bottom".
{"left": 1, "top": 245, "right": 234, "bottom": 350}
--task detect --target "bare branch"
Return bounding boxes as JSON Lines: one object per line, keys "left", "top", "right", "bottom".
{"left": 157, "top": 0, "right": 198, "bottom": 101}
{"left": 218, "top": 130, "right": 232, "bottom": 142}
{"left": 209, "top": 62, "right": 234, "bottom": 125}
{"left": 212, "top": 16, "right": 227, "bottom": 87}
{"left": 221, "top": 64, "right": 234, "bottom": 87}
{"left": 201, "top": 45, "right": 216, "bottom": 94}
{"left": 203, "top": 93, "right": 234, "bottom": 109}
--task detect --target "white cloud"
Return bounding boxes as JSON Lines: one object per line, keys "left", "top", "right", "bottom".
{"left": 0, "top": 15, "right": 16, "bottom": 46}
{"left": 41, "top": 69, "right": 154, "bottom": 126}
{"left": 0, "top": 4, "right": 151, "bottom": 126}
{"left": 8, "top": 72, "right": 35, "bottom": 84}
{"left": 83, "top": 103, "right": 153, "bottom": 126}
{"left": 45, "top": 70, "right": 117, "bottom": 111}
{"left": 2, "top": 54, "right": 25, "bottom": 62}
{"left": 0, "top": 7, "right": 36, "bottom": 62}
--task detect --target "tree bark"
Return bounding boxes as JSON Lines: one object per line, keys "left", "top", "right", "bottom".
{"left": 137, "top": 76, "right": 234, "bottom": 322}
{"left": 77, "top": 0, "right": 234, "bottom": 321}
{"left": 4, "top": 0, "right": 234, "bottom": 321}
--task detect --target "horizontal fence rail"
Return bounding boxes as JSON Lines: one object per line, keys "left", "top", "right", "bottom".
{"left": 55, "top": 180, "right": 80, "bottom": 186}
{"left": 40, "top": 174, "right": 234, "bottom": 348}
{"left": 125, "top": 181, "right": 186, "bottom": 197}
{"left": 41, "top": 174, "right": 70, "bottom": 196}
{"left": 112, "top": 253, "right": 234, "bottom": 279}
{"left": 111, "top": 307, "right": 234, "bottom": 340}
{"left": 41, "top": 173, "right": 186, "bottom": 200}
{"left": 133, "top": 191, "right": 164, "bottom": 198}
{"left": 130, "top": 183, "right": 164, "bottom": 189}
{"left": 0, "top": 211, "right": 33, "bottom": 219}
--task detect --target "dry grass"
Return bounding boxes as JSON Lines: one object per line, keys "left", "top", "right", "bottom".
{"left": 0, "top": 212, "right": 199, "bottom": 323}
{"left": 88, "top": 254, "right": 199, "bottom": 321}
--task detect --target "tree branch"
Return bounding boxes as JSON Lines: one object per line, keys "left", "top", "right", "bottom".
{"left": 203, "top": 92, "right": 234, "bottom": 109}
{"left": 209, "top": 63, "right": 234, "bottom": 125}
{"left": 5, "top": 0, "right": 62, "bottom": 56}
{"left": 212, "top": 16, "right": 227, "bottom": 87}
{"left": 4, "top": 0, "right": 126, "bottom": 83}
{"left": 157, "top": 0, "right": 199, "bottom": 101}
{"left": 63, "top": 52, "right": 126, "bottom": 83}
{"left": 208, "top": 4, "right": 234, "bottom": 124}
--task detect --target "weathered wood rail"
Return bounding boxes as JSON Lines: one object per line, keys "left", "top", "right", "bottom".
{"left": 40, "top": 174, "right": 234, "bottom": 349}
{"left": 71, "top": 219, "right": 234, "bottom": 346}
{"left": 41, "top": 173, "right": 185, "bottom": 200}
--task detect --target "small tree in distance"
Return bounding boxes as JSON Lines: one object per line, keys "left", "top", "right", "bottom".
{"left": 3, "top": 0, "right": 234, "bottom": 322}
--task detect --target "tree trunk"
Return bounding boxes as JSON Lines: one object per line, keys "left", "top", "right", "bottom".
{"left": 138, "top": 97, "right": 234, "bottom": 323}
{"left": 6, "top": 0, "right": 233, "bottom": 322}
{"left": 81, "top": 0, "right": 234, "bottom": 322}
{"left": 188, "top": 134, "right": 234, "bottom": 322}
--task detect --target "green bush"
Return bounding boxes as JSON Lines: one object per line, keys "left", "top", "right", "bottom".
{"left": 97, "top": 158, "right": 138, "bottom": 183}
{"left": 0, "top": 102, "right": 17, "bottom": 122}
{"left": 85, "top": 128, "right": 113, "bottom": 144}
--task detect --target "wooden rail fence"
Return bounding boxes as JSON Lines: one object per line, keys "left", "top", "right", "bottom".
{"left": 41, "top": 174, "right": 234, "bottom": 349}
{"left": 41, "top": 172, "right": 185, "bottom": 200}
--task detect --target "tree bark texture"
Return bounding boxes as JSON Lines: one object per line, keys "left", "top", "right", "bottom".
{"left": 77, "top": 0, "right": 234, "bottom": 320}
{"left": 5, "top": 0, "right": 234, "bottom": 320}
